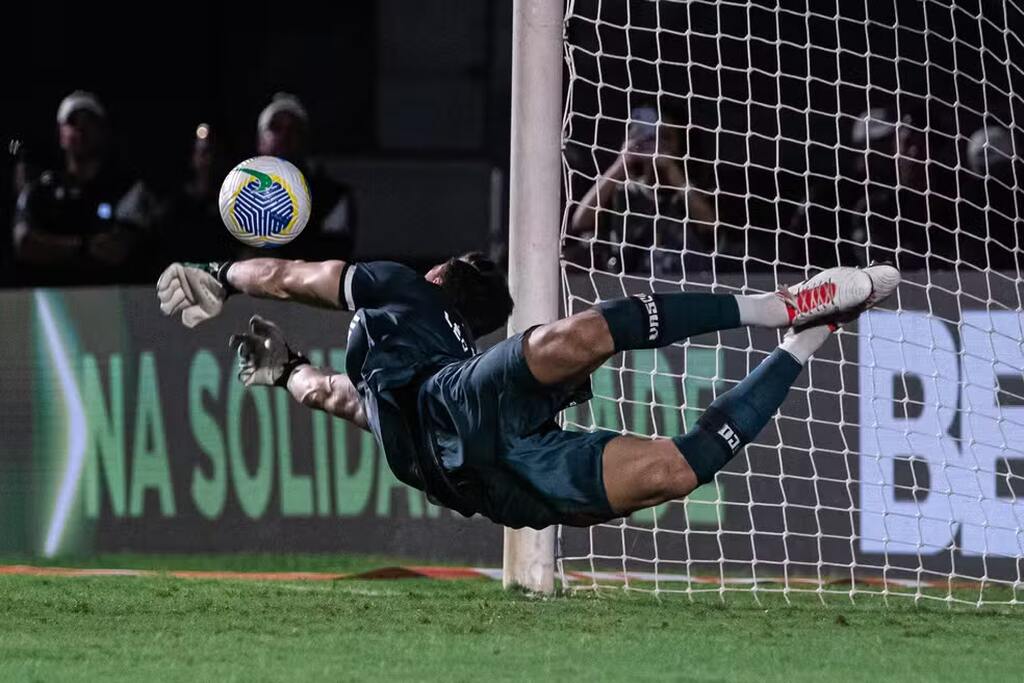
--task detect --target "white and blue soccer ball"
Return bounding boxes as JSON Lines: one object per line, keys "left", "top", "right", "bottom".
{"left": 219, "top": 156, "right": 311, "bottom": 247}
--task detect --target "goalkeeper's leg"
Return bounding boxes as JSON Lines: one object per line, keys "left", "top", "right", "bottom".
{"left": 525, "top": 264, "right": 892, "bottom": 386}
{"left": 601, "top": 325, "right": 831, "bottom": 514}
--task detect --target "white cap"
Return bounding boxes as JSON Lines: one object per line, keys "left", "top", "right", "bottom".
{"left": 257, "top": 92, "right": 309, "bottom": 133}
{"left": 967, "top": 124, "right": 1013, "bottom": 174}
{"left": 57, "top": 90, "right": 106, "bottom": 125}
{"left": 851, "top": 107, "right": 898, "bottom": 147}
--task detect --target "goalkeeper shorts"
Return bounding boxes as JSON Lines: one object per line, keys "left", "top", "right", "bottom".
{"left": 418, "top": 330, "right": 619, "bottom": 529}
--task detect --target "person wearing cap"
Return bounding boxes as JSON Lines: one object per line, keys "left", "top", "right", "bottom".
{"left": 967, "top": 123, "right": 1013, "bottom": 181}
{"left": 566, "top": 104, "right": 721, "bottom": 280}
{"left": 784, "top": 107, "right": 903, "bottom": 269}
{"left": 849, "top": 105, "right": 959, "bottom": 271}
{"left": 11, "top": 90, "right": 156, "bottom": 285}
{"left": 254, "top": 93, "right": 357, "bottom": 260}
{"left": 788, "top": 104, "right": 958, "bottom": 271}
{"left": 962, "top": 123, "right": 1019, "bottom": 270}
{"left": 157, "top": 122, "right": 242, "bottom": 263}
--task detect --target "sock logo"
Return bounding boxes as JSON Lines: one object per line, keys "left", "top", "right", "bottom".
{"left": 717, "top": 423, "right": 742, "bottom": 453}
{"left": 635, "top": 293, "right": 660, "bottom": 341}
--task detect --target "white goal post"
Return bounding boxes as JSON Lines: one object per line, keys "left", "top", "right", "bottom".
{"left": 504, "top": 0, "right": 564, "bottom": 593}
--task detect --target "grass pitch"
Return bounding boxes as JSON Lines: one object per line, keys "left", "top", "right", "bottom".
{"left": 0, "top": 554, "right": 1020, "bottom": 682}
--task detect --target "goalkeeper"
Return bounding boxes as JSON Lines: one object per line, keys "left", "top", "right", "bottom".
{"left": 158, "top": 256, "right": 898, "bottom": 528}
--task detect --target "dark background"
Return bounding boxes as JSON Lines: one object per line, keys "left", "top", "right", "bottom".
{"left": 1, "top": 1, "right": 513, "bottom": 175}
{"left": 563, "top": 0, "right": 1024, "bottom": 272}
{"left": 0, "top": 1, "right": 514, "bottom": 266}
{"left": 2, "top": 0, "right": 1021, "bottom": 271}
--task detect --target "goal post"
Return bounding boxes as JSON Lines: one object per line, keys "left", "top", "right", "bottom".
{"left": 503, "top": 0, "right": 564, "bottom": 594}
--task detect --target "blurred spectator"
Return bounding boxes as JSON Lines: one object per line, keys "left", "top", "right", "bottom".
{"left": 1, "top": 138, "right": 46, "bottom": 287}
{"left": 157, "top": 123, "right": 243, "bottom": 263}
{"left": 967, "top": 124, "right": 1014, "bottom": 182}
{"left": 853, "top": 107, "right": 960, "bottom": 271}
{"left": 255, "top": 93, "right": 357, "bottom": 260}
{"left": 11, "top": 91, "right": 156, "bottom": 286}
{"left": 961, "top": 123, "right": 1019, "bottom": 272}
{"left": 566, "top": 106, "right": 719, "bottom": 280}
{"left": 848, "top": 107, "right": 927, "bottom": 268}
{"left": 0, "top": 140, "right": 26, "bottom": 286}
{"left": 10, "top": 139, "right": 37, "bottom": 199}
{"left": 789, "top": 106, "right": 958, "bottom": 272}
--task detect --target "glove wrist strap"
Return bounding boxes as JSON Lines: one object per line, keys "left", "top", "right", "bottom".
{"left": 213, "top": 261, "right": 239, "bottom": 296}
{"left": 276, "top": 348, "right": 311, "bottom": 387}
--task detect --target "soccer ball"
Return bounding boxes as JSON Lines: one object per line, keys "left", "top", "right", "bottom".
{"left": 219, "top": 156, "right": 311, "bottom": 247}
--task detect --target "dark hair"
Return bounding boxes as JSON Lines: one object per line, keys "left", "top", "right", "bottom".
{"left": 439, "top": 252, "right": 514, "bottom": 338}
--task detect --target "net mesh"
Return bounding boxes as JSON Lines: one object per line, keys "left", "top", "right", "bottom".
{"left": 557, "top": 0, "right": 1024, "bottom": 605}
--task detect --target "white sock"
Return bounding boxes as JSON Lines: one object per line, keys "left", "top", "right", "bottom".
{"left": 735, "top": 292, "right": 789, "bottom": 328}
{"left": 778, "top": 325, "right": 832, "bottom": 365}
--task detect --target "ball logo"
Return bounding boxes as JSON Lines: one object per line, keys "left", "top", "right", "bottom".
{"left": 219, "top": 156, "right": 311, "bottom": 247}
{"left": 234, "top": 169, "right": 295, "bottom": 238}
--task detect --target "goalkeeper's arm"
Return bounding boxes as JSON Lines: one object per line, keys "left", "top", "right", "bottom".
{"left": 157, "top": 258, "right": 346, "bottom": 328}
{"left": 229, "top": 314, "right": 368, "bottom": 430}
{"left": 287, "top": 365, "right": 368, "bottom": 430}
{"left": 224, "top": 258, "right": 346, "bottom": 308}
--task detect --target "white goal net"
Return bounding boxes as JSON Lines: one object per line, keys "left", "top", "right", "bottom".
{"left": 557, "top": 0, "right": 1024, "bottom": 605}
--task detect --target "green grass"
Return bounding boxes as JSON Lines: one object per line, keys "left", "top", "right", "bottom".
{"left": 0, "top": 554, "right": 1021, "bottom": 682}
{"left": 0, "top": 552, "right": 415, "bottom": 574}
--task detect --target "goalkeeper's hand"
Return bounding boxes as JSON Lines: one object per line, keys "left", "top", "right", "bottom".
{"left": 157, "top": 262, "right": 234, "bottom": 328}
{"left": 228, "top": 315, "right": 309, "bottom": 387}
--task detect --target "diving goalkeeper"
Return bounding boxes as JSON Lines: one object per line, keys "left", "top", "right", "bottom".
{"left": 157, "top": 256, "right": 898, "bottom": 528}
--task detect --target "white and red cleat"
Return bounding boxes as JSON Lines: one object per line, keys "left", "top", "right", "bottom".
{"left": 778, "top": 263, "right": 902, "bottom": 330}
{"left": 861, "top": 263, "right": 901, "bottom": 309}
{"left": 777, "top": 266, "right": 872, "bottom": 328}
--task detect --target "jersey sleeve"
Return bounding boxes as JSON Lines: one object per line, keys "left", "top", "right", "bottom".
{"left": 337, "top": 261, "right": 423, "bottom": 311}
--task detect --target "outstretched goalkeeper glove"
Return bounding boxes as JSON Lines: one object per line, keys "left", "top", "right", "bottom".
{"left": 157, "top": 261, "right": 236, "bottom": 328}
{"left": 228, "top": 315, "right": 310, "bottom": 387}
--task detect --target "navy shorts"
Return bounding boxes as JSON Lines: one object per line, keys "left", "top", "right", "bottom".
{"left": 418, "top": 331, "right": 619, "bottom": 529}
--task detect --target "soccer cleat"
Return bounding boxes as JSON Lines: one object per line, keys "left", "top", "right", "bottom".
{"left": 861, "top": 263, "right": 901, "bottom": 309}
{"left": 777, "top": 266, "right": 872, "bottom": 328}
{"left": 825, "top": 263, "right": 903, "bottom": 328}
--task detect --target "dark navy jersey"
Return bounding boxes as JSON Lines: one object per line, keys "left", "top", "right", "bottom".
{"left": 338, "top": 261, "right": 476, "bottom": 490}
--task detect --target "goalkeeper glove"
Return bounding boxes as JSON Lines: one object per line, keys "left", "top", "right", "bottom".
{"left": 228, "top": 315, "right": 310, "bottom": 387}
{"left": 157, "top": 261, "right": 236, "bottom": 328}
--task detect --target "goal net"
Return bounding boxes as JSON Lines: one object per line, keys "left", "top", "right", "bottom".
{"left": 557, "top": 0, "right": 1024, "bottom": 605}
